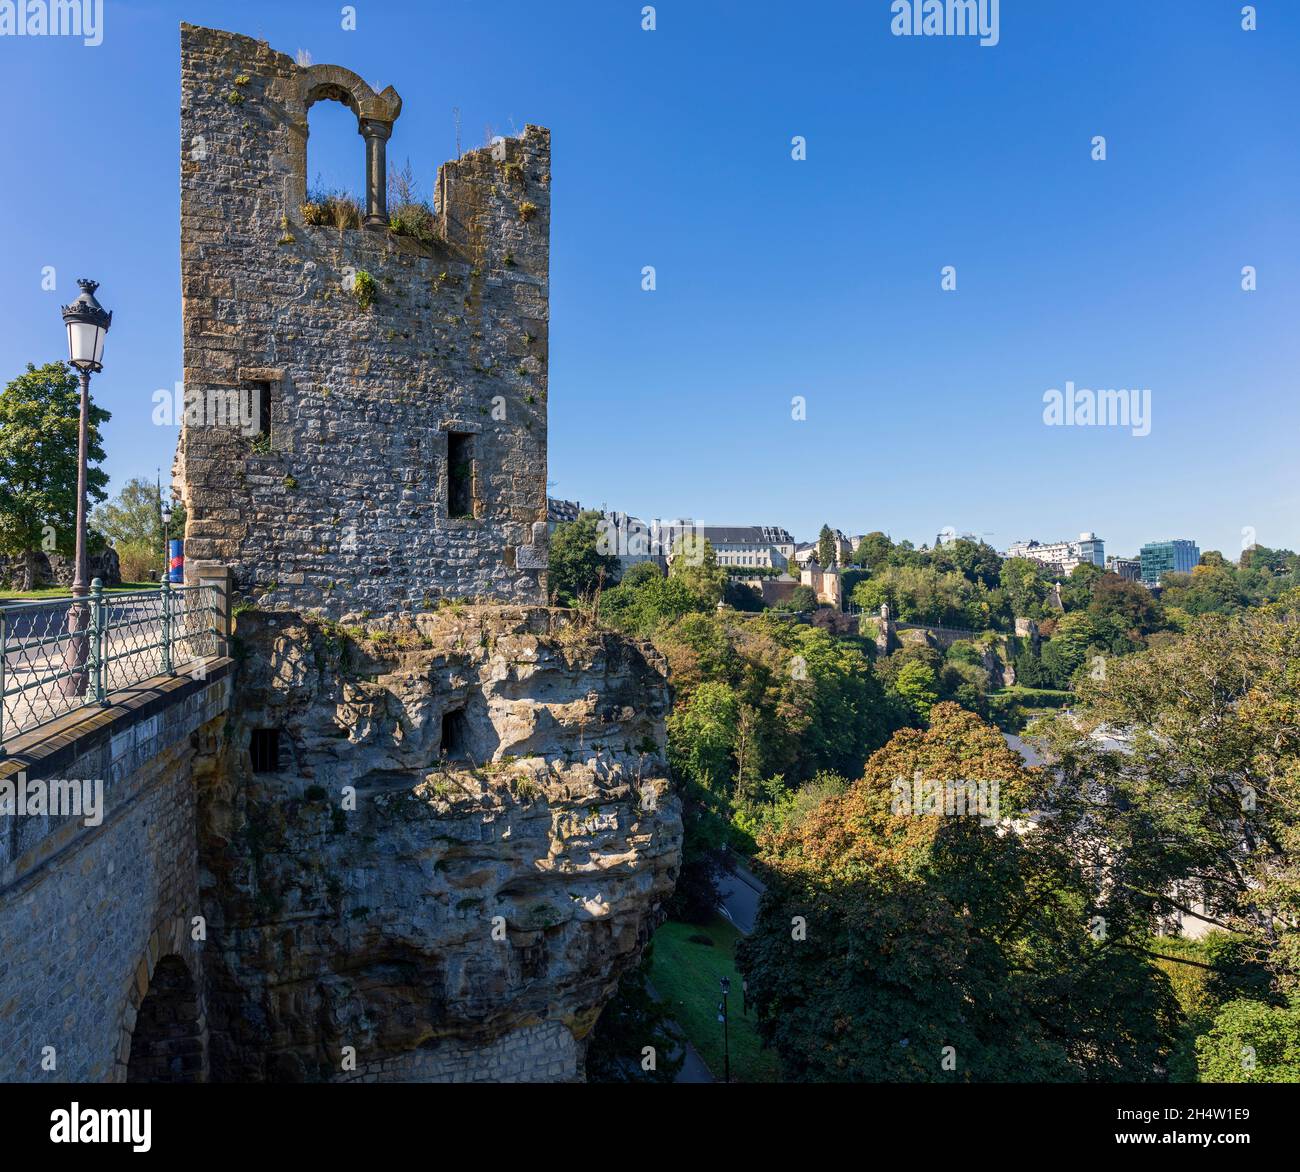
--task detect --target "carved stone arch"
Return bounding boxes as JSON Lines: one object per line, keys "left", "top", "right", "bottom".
{"left": 296, "top": 64, "right": 403, "bottom": 227}
{"left": 300, "top": 64, "right": 402, "bottom": 124}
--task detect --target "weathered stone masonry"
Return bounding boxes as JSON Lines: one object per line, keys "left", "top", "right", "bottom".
{"left": 167, "top": 25, "right": 682, "bottom": 1083}
{"left": 0, "top": 670, "right": 231, "bottom": 1082}
{"left": 178, "top": 23, "right": 550, "bottom": 616}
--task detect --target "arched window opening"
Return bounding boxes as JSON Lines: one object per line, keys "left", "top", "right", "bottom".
{"left": 301, "top": 98, "right": 364, "bottom": 228}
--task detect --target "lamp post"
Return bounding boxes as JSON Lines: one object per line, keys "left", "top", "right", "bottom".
{"left": 59, "top": 279, "right": 111, "bottom": 697}
{"left": 718, "top": 976, "right": 731, "bottom": 1084}
{"left": 161, "top": 500, "right": 172, "bottom": 579}
{"left": 161, "top": 499, "right": 173, "bottom": 675}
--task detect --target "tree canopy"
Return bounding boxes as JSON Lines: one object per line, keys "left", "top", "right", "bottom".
{"left": 0, "top": 362, "right": 110, "bottom": 584}
{"left": 737, "top": 704, "right": 1181, "bottom": 1082}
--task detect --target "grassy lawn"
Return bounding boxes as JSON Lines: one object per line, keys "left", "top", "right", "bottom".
{"left": 0, "top": 582, "right": 158, "bottom": 602}
{"left": 649, "top": 916, "right": 779, "bottom": 1083}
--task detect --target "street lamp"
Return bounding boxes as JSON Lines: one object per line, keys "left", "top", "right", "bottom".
{"left": 718, "top": 976, "right": 731, "bottom": 1084}
{"left": 59, "top": 279, "right": 111, "bottom": 696}
{"left": 161, "top": 500, "right": 173, "bottom": 580}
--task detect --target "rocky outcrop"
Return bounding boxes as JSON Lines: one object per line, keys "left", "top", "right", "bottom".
{"left": 1, "top": 547, "right": 121, "bottom": 591}
{"left": 197, "top": 605, "right": 680, "bottom": 1082}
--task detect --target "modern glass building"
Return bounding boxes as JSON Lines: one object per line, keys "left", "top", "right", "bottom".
{"left": 1139, "top": 539, "right": 1200, "bottom": 586}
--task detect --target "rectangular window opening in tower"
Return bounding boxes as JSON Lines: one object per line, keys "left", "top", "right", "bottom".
{"left": 447, "top": 432, "right": 475, "bottom": 519}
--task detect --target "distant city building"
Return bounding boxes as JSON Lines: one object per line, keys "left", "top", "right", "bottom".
{"left": 1139, "top": 539, "right": 1200, "bottom": 586}
{"left": 690, "top": 526, "right": 794, "bottom": 571}
{"left": 547, "top": 499, "right": 692, "bottom": 572}
{"left": 801, "top": 561, "right": 842, "bottom": 609}
{"left": 1004, "top": 532, "right": 1105, "bottom": 576}
{"left": 546, "top": 497, "right": 581, "bottom": 532}
{"left": 1106, "top": 555, "right": 1142, "bottom": 581}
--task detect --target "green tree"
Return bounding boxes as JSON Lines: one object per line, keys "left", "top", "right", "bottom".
{"left": 1088, "top": 573, "right": 1163, "bottom": 642}
{"left": 599, "top": 570, "right": 710, "bottom": 637}
{"left": 1035, "top": 600, "right": 1300, "bottom": 995}
{"left": 1195, "top": 1000, "right": 1300, "bottom": 1083}
{"left": 667, "top": 680, "right": 740, "bottom": 792}
{"left": 0, "top": 362, "right": 110, "bottom": 588}
{"left": 892, "top": 658, "right": 940, "bottom": 720}
{"left": 931, "top": 538, "right": 1003, "bottom": 589}
{"left": 852, "top": 564, "right": 1004, "bottom": 630}
{"left": 93, "top": 477, "right": 165, "bottom": 548}
{"left": 1039, "top": 610, "right": 1098, "bottom": 688}
{"left": 781, "top": 584, "right": 817, "bottom": 613}
{"left": 817, "top": 524, "right": 835, "bottom": 568}
{"left": 548, "top": 510, "right": 622, "bottom": 605}
{"left": 1060, "top": 561, "right": 1105, "bottom": 611}
{"left": 668, "top": 534, "right": 726, "bottom": 605}
{"left": 1000, "top": 556, "right": 1051, "bottom": 620}
{"left": 853, "top": 531, "right": 894, "bottom": 570}
{"left": 584, "top": 943, "right": 685, "bottom": 1083}
{"left": 92, "top": 477, "right": 188, "bottom": 582}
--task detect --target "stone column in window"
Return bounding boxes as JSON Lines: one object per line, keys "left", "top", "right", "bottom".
{"left": 359, "top": 117, "right": 393, "bottom": 228}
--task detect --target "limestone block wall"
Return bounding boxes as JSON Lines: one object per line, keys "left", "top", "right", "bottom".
{"left": 178, "top": 24, "right": 550, "bottom": 617}
{"left": 0, "top": 674, "right": 231, "bottom": 1082}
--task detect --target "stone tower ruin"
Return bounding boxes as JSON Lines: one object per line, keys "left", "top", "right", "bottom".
{"left": 167, "top": 26, "right": 681, "bottom": 1084}
{"left": 178, "top": 23, "right": 550, "bottom": 613}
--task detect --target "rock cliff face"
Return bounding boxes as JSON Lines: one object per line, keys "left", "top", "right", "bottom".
{"left": 196, "top": 604, "right": 680, "bottom": 1082}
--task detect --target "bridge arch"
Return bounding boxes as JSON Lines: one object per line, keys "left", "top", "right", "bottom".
{"left": 118, "top": 919, "right": 208, "bottom": 1083}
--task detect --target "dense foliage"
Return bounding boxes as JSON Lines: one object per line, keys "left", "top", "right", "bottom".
{"left": 0, "top": 362, "right": 110, "bottom": 587}
{"left": 547, "top": 509, "right": 622, "bottom": 605}
{"left": 737, "top": 704, "right": 1181, "bottom": 1082}
{"left": 91, "top": 476, "right": 186, "bottom": 582}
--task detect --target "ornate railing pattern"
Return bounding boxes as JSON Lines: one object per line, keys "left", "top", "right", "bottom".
{"left": 0, "top": 580, "right": 220, "bottom": 747}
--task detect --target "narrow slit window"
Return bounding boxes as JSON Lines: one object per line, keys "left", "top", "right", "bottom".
{"left": 247, "top": 382, "right": 272, "bottom": 450}
{"left": 250, "top": 728, "right": 280, "bottom": 773}
{"left": 256, "top": 383, "right": 272, "bottom": 444}
{"left": 447, "top": 431, "right": 475, "bottom": 519}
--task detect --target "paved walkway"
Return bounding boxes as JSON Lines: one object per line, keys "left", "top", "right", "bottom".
{"left": 717, "top": 859, "right": 764, "bottom": 936}
{"left": 645, "top": 980, "right": 714, "bottom": 1083}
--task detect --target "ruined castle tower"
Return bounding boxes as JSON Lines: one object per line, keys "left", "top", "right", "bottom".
{"left": 178, "top": 24, "right": 550, "bottom": 614}
{"left": 171, "top": 27, "right": 681, "bottom": 1084}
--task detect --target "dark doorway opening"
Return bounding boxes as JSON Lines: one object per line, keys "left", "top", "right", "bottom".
{"left": 441, "top": 707, "right": 468, "bottom": 759}
{"left": 125, "top": 955, "right": 205, "bottom": 1083}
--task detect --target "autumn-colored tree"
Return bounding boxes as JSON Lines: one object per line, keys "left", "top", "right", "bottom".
{"left": 738, "top": 704, "right": 1180, "bottom": 1082}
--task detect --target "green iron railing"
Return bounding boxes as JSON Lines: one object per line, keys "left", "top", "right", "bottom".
{"left": 0, "top": 579, "right": 220, "bottom": 751}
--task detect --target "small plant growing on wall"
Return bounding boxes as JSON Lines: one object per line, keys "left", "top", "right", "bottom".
{"left": 300, "top": 188, "right": 362, "bottom": 230}
{"left": 518, "top": 200, "right": 538, "bottom": 223}
{"left": 353, "top": 270, "right": 376, "bottom": 311}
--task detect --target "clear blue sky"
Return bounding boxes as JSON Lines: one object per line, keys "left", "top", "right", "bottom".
{"left": 2, "top": 1, "right": 1297, "bottom": 558}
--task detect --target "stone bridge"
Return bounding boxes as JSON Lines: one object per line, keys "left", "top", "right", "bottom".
{"left": 0, "top": 658, "right": 232, "bottom": 1082}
